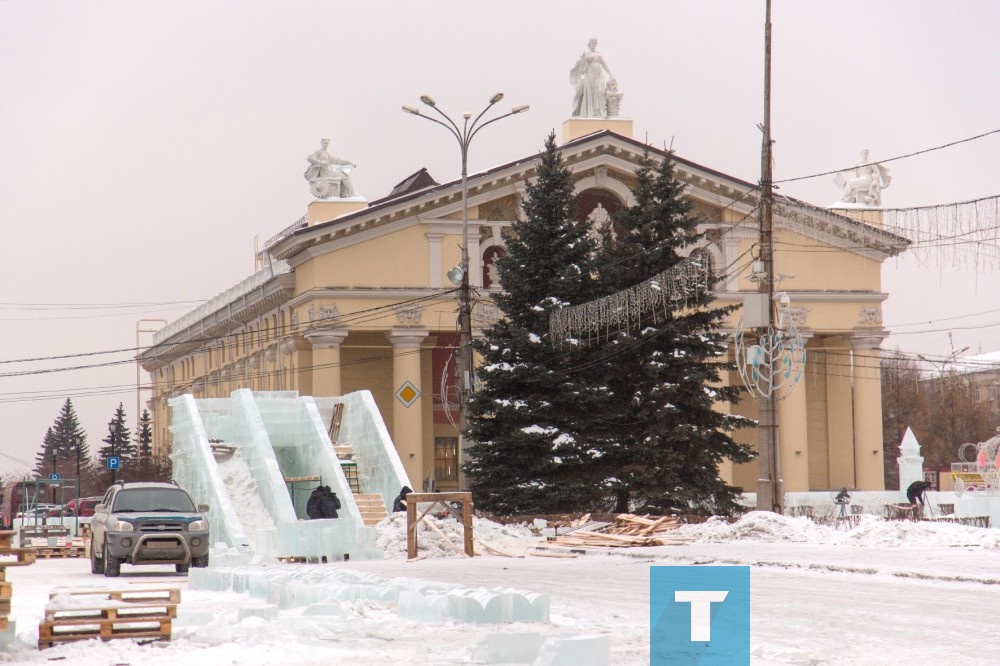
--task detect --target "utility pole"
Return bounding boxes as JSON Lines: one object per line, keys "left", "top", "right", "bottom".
{"left": 756, "top": 0, "right": 783, "bottom": 514}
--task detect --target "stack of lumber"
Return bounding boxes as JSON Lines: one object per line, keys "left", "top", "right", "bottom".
{"left": 39, "top": 588, "right": 180, "bottom": 649}
{"left": 547, "top": 513, "right": 692, "bottom": 548}
{"left": 0, "top": 530, "right": 37, "bottom": 632}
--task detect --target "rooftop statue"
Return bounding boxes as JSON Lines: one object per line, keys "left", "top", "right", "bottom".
{"left": 833, "top": 148, "right": 891, "bottom": 207}
{"left": 304, "top": 138, "right": 357, "bottom": 199}
{"left": 570, "top": 38, "right": 615, "bottom": 118}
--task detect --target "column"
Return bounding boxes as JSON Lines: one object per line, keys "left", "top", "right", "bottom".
{"left": 387, "top": 328, "right": 429, "bottom": 487}
{"left": 777, "top": 355, "right": 810, "bottom": 492}
{"left": 851, "top": 333, "right": 887, "bottom": 490}
{"left": 305, "top": 328, "right": 349, "bottom": 397}
{"left": 824, "top": 339, "right": 856, "bottom": 488}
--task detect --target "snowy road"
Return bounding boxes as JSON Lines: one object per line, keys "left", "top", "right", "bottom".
{"left": 2, "top": 514, "right": 1000, "bottom": 665}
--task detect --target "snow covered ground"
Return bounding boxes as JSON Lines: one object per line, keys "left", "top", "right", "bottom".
{"left": 2, "top": 512, "right": 1000, "bottom": 665}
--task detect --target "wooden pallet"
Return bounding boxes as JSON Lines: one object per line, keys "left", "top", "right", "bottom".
{"left": 0, "top": 548, "right": 38, "bottom": 566}
{"left": 39, "top": 588, "right": 180, "bottom": 649}
{"left": 33, "top": 547, "right": 86, "bottom": 559}
{"left": 38, "top": 616, "right": 172, "bottom": 648}
{"left": 45, "top": 603, "right": 176, "bottom": 624}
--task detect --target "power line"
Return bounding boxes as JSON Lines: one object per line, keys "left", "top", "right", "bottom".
{"left": 774, "top": 128, "right": 1000, "bottom": 185}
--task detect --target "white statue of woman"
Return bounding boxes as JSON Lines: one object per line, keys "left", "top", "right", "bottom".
{"left": 570, "top": 38, "right": 614, "bottom": 118}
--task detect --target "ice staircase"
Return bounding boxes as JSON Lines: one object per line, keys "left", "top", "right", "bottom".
{"left": 169, "top": 389, "right": 411, "bottom": 562}
{"left": 331, "top": 442, "right": 387, "bottom": 526}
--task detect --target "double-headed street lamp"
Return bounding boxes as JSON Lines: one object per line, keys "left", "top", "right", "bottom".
{"left": 402, "top": 93, "right": 528, "bottom": 482}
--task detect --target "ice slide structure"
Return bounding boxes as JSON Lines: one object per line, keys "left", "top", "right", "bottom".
{"left": 168, "top": 389, "right": 411, "bottom": 562}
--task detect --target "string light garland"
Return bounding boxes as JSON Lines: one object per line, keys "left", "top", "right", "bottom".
{"left": 548, "top": 254, "right": 712, "bottom": 345}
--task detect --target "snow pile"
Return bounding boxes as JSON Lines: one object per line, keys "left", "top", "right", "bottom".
{"left": 677, "top": 510, "right": 1000, "bottom": 549}
{"left": 216, "top": 452, "right": 275, "bottom": 549}
{"left": 375, "top": 513, "right": 536, "bottom": 559}
{"left": 846, "top": 519, "right": 1000, "bottom": 548}
{"left": 677, "top": 512, "right": 830, "bottom": 543}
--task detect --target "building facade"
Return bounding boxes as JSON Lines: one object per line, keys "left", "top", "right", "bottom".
{"left": 140, "top": 119, "right": 909, "bottom": 493}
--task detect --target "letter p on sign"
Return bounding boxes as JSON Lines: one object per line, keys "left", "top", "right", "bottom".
{"left": 650, "top": 566, "right": 749, "bottom": 665}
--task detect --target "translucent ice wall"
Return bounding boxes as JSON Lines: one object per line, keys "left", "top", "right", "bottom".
{"left": 168, "top": 394, "right": 252, "bottom": 553}
{"left": 314, "top": 391, "right": 411, "bottom": 512}
{"left": 169, "top": 389, "right": 397, "bottom": 561}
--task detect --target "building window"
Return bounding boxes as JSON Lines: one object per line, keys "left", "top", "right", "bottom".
{"left": 990, "top": 384, "right": 998, "bottom": 402}
{"left": 434, "top": 437, "right": 459, "bottom": 481}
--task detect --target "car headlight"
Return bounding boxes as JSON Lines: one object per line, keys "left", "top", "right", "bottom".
{"left": 112, "top": 520, "right": 133, "bottom": 532}
{"left": 188, "top": 519, "right": 208, "bottom": 532}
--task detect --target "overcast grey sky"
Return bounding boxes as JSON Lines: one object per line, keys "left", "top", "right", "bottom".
{"left": 2, "top": 1, "right": 998, "bottom": 476}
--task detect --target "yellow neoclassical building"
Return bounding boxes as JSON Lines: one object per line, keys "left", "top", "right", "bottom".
{"left": 140, "top": 118, "right": 909, "bottom": 494}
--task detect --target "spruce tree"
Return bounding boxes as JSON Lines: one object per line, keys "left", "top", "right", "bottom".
{"left": 464, "top": 133, "right": 607, "bottom": 515}
{"left": 99, "top": 403, "right": 133, "bottom": 484}
{"left": 591, "top": 151, "right": 754, "bottom": 515}
{"left": 136, "top": 409, "right": 153, "bottom": 459}
{"left": 34, "top": 399, "right": 89, "bottom": 482}
{"left": 33, "top": 428, "right": 60, "bottom": 479}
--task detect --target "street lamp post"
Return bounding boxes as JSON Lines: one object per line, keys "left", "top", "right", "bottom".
{"left": 403, "top": 93, "right": 528, "bottom": 486}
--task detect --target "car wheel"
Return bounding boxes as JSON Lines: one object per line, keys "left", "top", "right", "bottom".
{"left": 103, "top": 540, "right": 122, "bottom": 577}
{"left": 90, "top": 539, "right": 104, "bottom": 574}
{"left": 175, "top": 562, "right": 190, "bottom": 574}
{"left": 192, "top": 555, "right": 209, "bottom": 568}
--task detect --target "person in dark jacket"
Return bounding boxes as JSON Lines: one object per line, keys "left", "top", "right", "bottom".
{"left": 906, "top": 480, "right": 931, "bottom": 505}
{"left": 392, "top": 486, "right": 413, "bottom": 513}
{"left": 319, "top": 486, "right": 341, "bottom": 519}
{"left": 306, "top": 485, "right": 325, "bottom": 519}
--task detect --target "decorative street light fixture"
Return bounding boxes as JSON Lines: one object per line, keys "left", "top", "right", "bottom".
{"left": 403, "top": 93, "right": 529, "bottom": 485}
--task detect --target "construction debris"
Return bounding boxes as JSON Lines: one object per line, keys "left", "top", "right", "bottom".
{"left": 546, "top": 514, "right": 693, "bottom": 548}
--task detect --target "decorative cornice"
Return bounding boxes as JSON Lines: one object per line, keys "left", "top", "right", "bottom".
{"left": 140, "top": 271, "right": 295, "bottom": 371}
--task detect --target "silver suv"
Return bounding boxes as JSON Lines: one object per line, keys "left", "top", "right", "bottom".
{"left": 91, "top": 481, "right": 210, "bottom": 577}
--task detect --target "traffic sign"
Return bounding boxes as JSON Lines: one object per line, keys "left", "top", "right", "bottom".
{"left": 49, "top": 473, "right": 60, "bottom": 480}
{"left": 107, "top": 456, "right": 121, "bottom": 470}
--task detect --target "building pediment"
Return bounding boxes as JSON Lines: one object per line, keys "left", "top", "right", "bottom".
{"left": 266, "top": 130, "right": 908, "bottom": 264}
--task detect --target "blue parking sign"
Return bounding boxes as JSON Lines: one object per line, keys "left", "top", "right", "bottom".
{"left": 107, "top": 456, "right": 121, "bottom": 470}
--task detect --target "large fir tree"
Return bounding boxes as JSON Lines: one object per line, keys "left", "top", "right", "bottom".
{"left": 590, "top": 151, "right": 754, "bottom": 515}
{"left": 464, "top": 133, "right": 607, "bottom": 515}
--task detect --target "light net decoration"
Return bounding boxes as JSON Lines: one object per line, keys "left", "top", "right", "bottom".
{"left": 548, "top": 255, "right": 712, "bottom": 345}
{"left": 881, "top": 195, "right": 1000, "bottom": 271}
{"left": 733, "top": 298, "right": 807, "bottom": 401}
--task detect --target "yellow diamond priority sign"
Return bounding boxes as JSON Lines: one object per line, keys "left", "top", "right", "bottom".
{"left": 395, "top": 380, "right": 420, "bottom": 408}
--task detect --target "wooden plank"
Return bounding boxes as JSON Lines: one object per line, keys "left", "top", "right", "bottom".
{"left": 638, "top": 516, "right": 673, "bottom": 536}
{"left": 284, "top": 476, "right": 321, "bottom": 483}
{"left": 45, "top": 604, "right": 177, "bottom": 623}
{"left": 423, "top": 519, "right": 469, "bottom": 558}
{"left": 49, "top": 588, "right": 182, "bottom": 604}
{"left": 406, "top": 491, "right": 472, "bottom": 504}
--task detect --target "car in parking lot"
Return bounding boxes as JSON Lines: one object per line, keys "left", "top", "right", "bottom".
{"left": 15, "top": 504, "right": 61, "bottom": 522}
{"left": 48, "top": 496, "right": 103, "bottom": 518}
{"left": 90, "top": 481, "right": 210, "bottom": 577}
